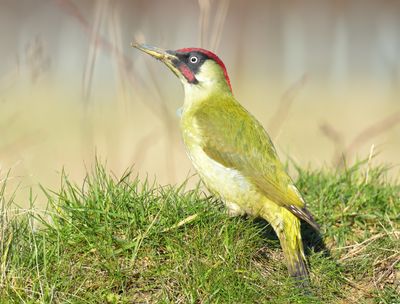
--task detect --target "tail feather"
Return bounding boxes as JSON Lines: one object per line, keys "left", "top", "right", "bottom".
{"left": 277, "top": 210, "right": 310, "bottom": 285}
{"left": 283, "top": 240, "right": 309, "bottom": 283}
{"left": 287, "top": 205, "right": 320, "bottom": 231}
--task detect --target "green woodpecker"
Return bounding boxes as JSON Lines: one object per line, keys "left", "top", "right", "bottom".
{"left": 133, "top": 43, "right": 319, "bottom": 282}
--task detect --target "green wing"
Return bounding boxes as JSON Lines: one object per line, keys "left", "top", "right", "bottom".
{"left": 193, "top": 96, "right": 318, "bottom": 229}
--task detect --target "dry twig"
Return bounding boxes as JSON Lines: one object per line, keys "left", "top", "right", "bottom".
{"left": 320, "top": 111, "right": 400, "bottom": 167}
{"left": 268, "top": 74, "right": 308, "bottom": 139}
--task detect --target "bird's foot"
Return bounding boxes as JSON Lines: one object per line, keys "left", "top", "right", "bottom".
{"left": 225, "top": 201, "right": 246, "bottom": 217}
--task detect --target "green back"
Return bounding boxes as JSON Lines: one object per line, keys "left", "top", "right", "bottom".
{"left": 189, "top": 93, "right": 314, "bottom": 217}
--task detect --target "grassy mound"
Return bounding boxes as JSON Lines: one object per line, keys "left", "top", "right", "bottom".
{"left": 1, "top": 162, "right": 399, "bottom": 303}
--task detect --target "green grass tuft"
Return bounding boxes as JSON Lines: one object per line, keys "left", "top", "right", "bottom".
{"left": 1, "top": 162, "right": 399, "bottom": 303}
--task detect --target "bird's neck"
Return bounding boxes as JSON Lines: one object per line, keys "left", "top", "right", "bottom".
{"left": 182, "top": 82, "right": 211, "bottom": 109}
{"left": 182, "top": 80, "right": 232, "bottom": 113}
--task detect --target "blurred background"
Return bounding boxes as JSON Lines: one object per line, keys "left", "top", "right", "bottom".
{"left": 1, "top": 0, "right": 400, "bottom": 205}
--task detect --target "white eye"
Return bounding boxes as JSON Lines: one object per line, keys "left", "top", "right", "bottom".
{"left": 190, "top": 56, "right": 198, "bottom": 63}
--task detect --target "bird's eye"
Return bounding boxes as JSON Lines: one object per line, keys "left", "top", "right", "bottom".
{"left": 189, "top": 56, "right": 198, "bottom": 64}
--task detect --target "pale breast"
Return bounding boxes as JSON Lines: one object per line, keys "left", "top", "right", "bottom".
{"left": 185, "top": 143, "right": 263, "bottom": 214}
{"left": 180, "top": 111, "right": 263, "bottom": 214}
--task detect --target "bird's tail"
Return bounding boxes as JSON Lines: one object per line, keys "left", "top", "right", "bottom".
{"left": 277, "top": 210, "right": 309, "bottom": 284}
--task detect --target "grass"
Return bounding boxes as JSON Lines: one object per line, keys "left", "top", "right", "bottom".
{"left": 0, "top": 161, "right": 399, "bottom": 303}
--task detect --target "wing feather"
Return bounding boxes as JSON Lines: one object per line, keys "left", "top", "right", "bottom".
{"left": 193, "top": 96, "right": 319, "bottom": 230}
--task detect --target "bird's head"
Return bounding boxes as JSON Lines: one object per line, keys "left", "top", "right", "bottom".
{"left": 132, "top": 43, "right": 232, "bottom": 100}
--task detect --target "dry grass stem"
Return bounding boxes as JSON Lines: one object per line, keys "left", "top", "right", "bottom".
{"left": 198, "top": 0, "right": 211, "bottom": 48}
{"left": 364, "top": 144, "right": 375, "bottom": 184}
{"left": 81, "top": 0, "right": 107, "bottom": 103}
{"left": 345, "top": 111, "right": 400, "bottom": 160}
{"left": 162, "top": 214, "right": 199, "bottom": 232}
{"left": 56, "top": 0, "right": 133, "bottom": 72}
{"left": 374, "top": 255, "right": 400, "bottom": 286}
{"left": 342, "top": 276, "right": 373, "bottom": 295}
{"left": 210, "top": 0, "right": 230, "bottom": 52}
{"left": 338, "top": 231, "right": 399, "bottom": 261}
{"left": 321, "top": 111, "right": 400, "bottom": 167}
{"left": 269, "top": 74, "right": 308, "bottom": 139}
{"left": 108, "top": 1, "right": 130, "bottom": 108}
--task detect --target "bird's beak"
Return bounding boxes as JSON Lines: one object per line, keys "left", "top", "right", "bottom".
{"left": 131, "top": 43, "right": 181, "bottom": 77}
{"left": 131, "top": 43, "right": 176, "bottom": 61}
